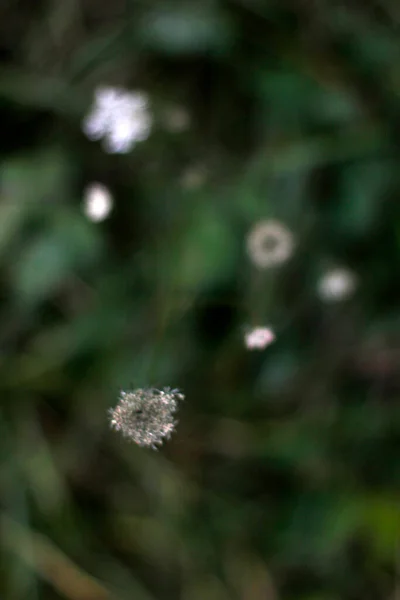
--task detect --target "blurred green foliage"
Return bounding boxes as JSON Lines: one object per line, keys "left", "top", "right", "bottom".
{"left": 0, "top": 0, "right": 400, "bottom": 599}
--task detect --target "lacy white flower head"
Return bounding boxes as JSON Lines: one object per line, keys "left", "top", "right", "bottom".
{"left": 83, "top": 182, "right": 113, "bottom": 222}
{"left": 317, "top": 267, "right": 357, "bottom": 302}
{"left": 246, "top": 219, "right": 294, "bottom": 269}
{"left": 82, "top": 86, "right": 152, "bottom": 153}
{"left": 245, "top": 326, "right": 276, "bottom": 350}
{"left": 108, "top": 387, "right": 184, "bottom": 450}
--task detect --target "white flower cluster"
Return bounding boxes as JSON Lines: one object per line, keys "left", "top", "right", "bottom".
{"left": 109, "top": 387, "right": 184, "bottom": 450}
{"left": 245, "top": 326, "right": 276, "bottom": 350}
{"left": 82, "top": 87, "right": 152, "bottom": 153}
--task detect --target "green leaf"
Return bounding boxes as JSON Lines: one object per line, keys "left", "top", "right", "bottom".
{"left": 359, "top": 494, "right": 400, "bottom": 562}
{"left": 278, "top": 492, "right": 360, "bottom": 565}
{"left": 13, "top": 235, "right": 71, "bottom": 305}
{"left": 12, "top": 210, "right": 102, "bottom": 307}
{"left": 0, "top": 202, "right": 26, "bottom": 259}
{"left": 336, "top": 159, "right": 394, "bottom": 236}
{"left": 1, "top": 147, "right": 74, "bottom": 206}
{"left": 173, "top": 203, "right": 237, "bottom": 292}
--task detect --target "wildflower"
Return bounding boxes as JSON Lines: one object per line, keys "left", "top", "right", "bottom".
{"left": 246, "top": 220, "right": 294, "bottom": 268}
{"left": 317, "top": 267, "right": 357, "bottom": 302}
{"left": 245, "top": 326, "right": 276, "bottom": 350}
{"left": 83, "top": 182, "right": 113, "bottom": 222}
{"left": 82, "top": 86, "right": 151, "bottom": 153}
{"left": 108, "top": 387, "right": 184, "bottom": 450}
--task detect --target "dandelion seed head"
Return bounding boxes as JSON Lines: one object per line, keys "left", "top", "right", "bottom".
{"left": 317, "top": 267, "right": 357, "bottom": 302}
{"left": 245, "top": 326, "right": 276, "bottom": 350}
{"left": 82, "top": 86, "right": 152, "bottom": 154}
{"left": 108, "top": 387, "right": 184, "bottom": 449}
{"left": 83, "top": 182, "right": 113, "bottom": 222}
{"left": 246, "top": 220, "right": 294, "bottom": 268}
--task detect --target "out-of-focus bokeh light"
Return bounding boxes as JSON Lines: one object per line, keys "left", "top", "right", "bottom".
{"left": 317, "top": 267, "right": 357, "bottom": 302}
{"left": 83, "top": 183, "right": 113, "bottom": 222}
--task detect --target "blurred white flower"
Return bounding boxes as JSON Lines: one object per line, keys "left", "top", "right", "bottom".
{"left": 246, "top": 220, "right": 294, "bottom": 268}
{"left": 83, "top": 183, "right": 113, "bottom": 222}
{"left": 245, "top": 326, "right": 276, "bottom": 350}
{"left": 317, "top": 267, "right": 357, "bottom": 302}
{"left": 82, "top": 86, "right": 152, "bottom": 153}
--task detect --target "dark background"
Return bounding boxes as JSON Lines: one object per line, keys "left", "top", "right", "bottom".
{"left": 0, "top": 1, "right": 399, "bottom": 599}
